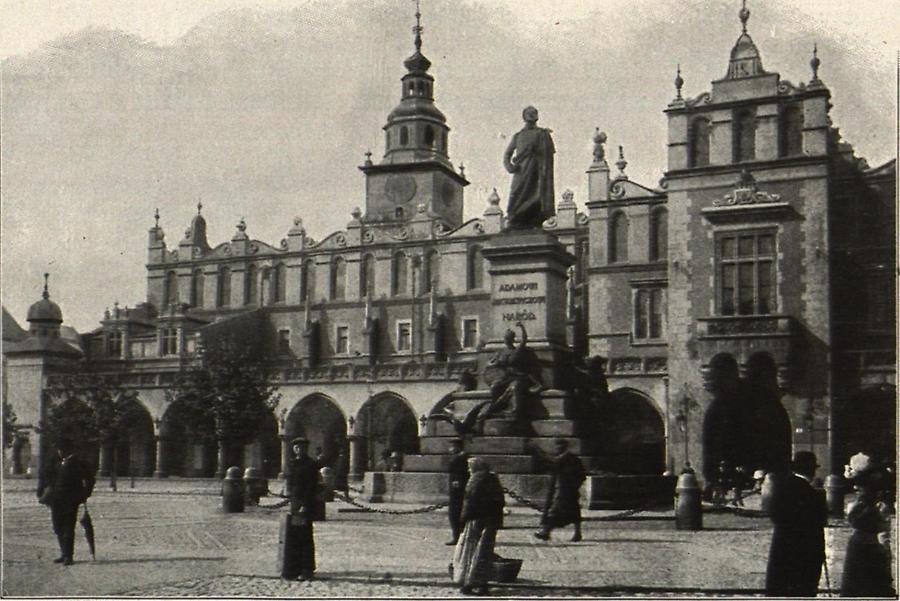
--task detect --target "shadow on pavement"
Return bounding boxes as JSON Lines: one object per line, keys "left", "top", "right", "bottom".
{"left": 90, "top": 556, "right": 227, "bottom": 565}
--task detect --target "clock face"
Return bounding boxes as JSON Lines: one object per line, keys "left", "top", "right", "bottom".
{"left": 385, "top": 175, "right": 417, "bottom": 204}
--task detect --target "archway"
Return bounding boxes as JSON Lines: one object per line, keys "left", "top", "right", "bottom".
{"left": 160, "top": 399, "right": 216, "bottom": 477}
{"left": 834, "top": 384, "right": 896, "bottom": 469}
{"left": 243, "top": 410, "right": 280, "bottom": 478}
{"left": 112, "top": 398, "right": 156, "bottom": 477}
{"left": 744, "top": 352, "right": 791, "bottom": 472}
{"left": 286, "top": 394, "right": 347, "bottom": 471}
{"left": 42, "top": 397, "right": 100, "bottom": 472}
{"left": 594, "top": 388, "right": 665, "bottom": 474}
{"left": 356, "top": 392, "right": 419, "bottom": 471}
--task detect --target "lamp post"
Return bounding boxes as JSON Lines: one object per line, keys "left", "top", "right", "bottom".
{"left": 675, "top": 395, "right": 692, "bottom": 472}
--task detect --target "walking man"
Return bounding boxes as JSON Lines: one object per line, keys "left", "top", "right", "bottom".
{"left": 446, "top": 438, "right": 469, "bottom": 545}
{"left": 282, "top": 437, "right": 320, "bottom": 581}
{"left": 761, "top": 451, "right": 827, "bottom": 597}
{"left": 532, "top": 438, "right": 586, "bottom": 542}
{"left": 36, "top": 438, "right": 95, "bottom": 565}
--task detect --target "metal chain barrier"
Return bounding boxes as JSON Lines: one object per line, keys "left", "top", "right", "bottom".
{"left": 334, "top": 490, "right": 447, "bottom": 515}
{"left": 256, "top": 488, "right": 290, "bottom": 510}
{"left": 501, "top": 487, "right": 545, "bottom": 512}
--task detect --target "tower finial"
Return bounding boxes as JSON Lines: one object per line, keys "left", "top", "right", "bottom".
{"left": 616, "top": 145, "right": 628, "bottom": 178}
{"left": 739, "top": 0, "right": 750, "bottom": 34}
{"left": 43, "top": 273, "right": 50, "bottom": 300}
{"left": 154, "top": 208, "right": 160, "bottom": 228}
{"left": 197, "top": 200, "right": 203, "bottom": 215}
{"left": 810, "top": 43, "right": 821, "bottom": 81}
{"left": 674, "top": 64, "right": 684, "bottom": 100}
{"left": 412, "top": 0, "right": 423, "bottom": 52}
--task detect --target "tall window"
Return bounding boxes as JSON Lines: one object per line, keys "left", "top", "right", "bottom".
{"left": 360, "top": 254, "right": 376, "bottom": 298}
{"left": 689, "top": 117, "right": 711, "bottom": 167}
{"left": 335, "top": 325, "right": 349, "bottom": 355}
{"left": 424, "top": 250, "right": 440, "bottom": 293}
{"left": 260, "top": 267, "right": 272, "bottom": 305}
{"left": 400, "top": 126, "right": 409, "bottom": 146}
{"left": 717, "top": 231, "right": 775, "bottom": 316}
{"left": 392, "top": 251, "right": 408, "bottom": 296}
{"left": 164, "top": 271, "right": 178, "bottom": 307}
{"left": 301, "top": 259, "right": 316, "bottom": 302}
{"left": 190, "top": 269, "right": 204, "bottom": 308}
{"left": 160, "top": 328, "right": 178, "bottom": 356}
{"left": 396, "top": 320, "right": 412, "bottom": 352}
{"left": 649, "top": 208, "right": 668, "bottom": 262}
{"left": 217, "top": 266, "right": 231, "bottom": 307}
{"left": 461, "top": 318, "right": 479, "bottom": 350}
{"left": 331, "top": 257, "right": 346, "bottom": 300}
{"left": 634, "top": 288, "right": 666, "bottom": 340}
{"left": 273, "top": 263, "right": 286, "bottom": 303}
{"left": 244, "top": 264, "right": 258, "bottom": 305}
{"left": 733, "top": 109, "right": 756, "bottom": 163}
{"left": 609, "top": 211, "right": 629, "bottom": 263}
{"left": 278, "top": 329, "right": 291, "bottom": 355}
{"left": 424, "top": 125, "right": 435, "bottom": 147}
{"left": 780, "top": 104, "right": 803, "bottom": 157}
{"left": 107, "top": 331, "right": 123, "bottom": 357}
{"left": 467, "top": 245, "right": 484, "bottom": 290}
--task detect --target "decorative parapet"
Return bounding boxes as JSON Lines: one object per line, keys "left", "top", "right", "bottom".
{"left": 607, "top": 356, "right": 668, "bottom": 376}
{"left": 702, "top": 169, "right": 794, "bottom": 223}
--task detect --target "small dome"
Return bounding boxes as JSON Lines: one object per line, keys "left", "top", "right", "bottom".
{"left": 404, "top": 50, "right": 431, "bottom": 74}
{"left": 387, "top": 100, "right": 446, "bottom": 123}
{"left": 730, "top": 33, "right": 760, "bottom": 61}
{"left": 27, "top": 274, "right": 63, "bottom": 323}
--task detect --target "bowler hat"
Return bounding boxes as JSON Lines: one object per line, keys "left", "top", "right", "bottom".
{"left": 792, "top": 451, "right": 819, "bottom": 474}
{"left": 291, "top": 437, "right": 309, "bottom": 446}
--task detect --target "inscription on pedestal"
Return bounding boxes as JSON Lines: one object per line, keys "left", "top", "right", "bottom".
{"left": 493, "top": 281, "right": 545, "bottom": 323}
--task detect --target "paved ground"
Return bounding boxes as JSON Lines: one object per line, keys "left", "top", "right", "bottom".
{"left": 1, "top": 478, "right": 891, "bottom": 598}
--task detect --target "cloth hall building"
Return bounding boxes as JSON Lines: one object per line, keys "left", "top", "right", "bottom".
{"left": 4, "top": 6, "right": 895, "bottom": 489}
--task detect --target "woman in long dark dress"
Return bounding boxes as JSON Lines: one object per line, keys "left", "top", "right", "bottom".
{"left": 451, "top": 457, "right": 505, "bottom": 596}
{"left": 840, "top": 453, "right": 896, "bottom": 597}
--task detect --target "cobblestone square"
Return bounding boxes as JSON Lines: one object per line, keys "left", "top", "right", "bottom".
{"left": 2, "top": 479, "right": 885, "bottom": 598}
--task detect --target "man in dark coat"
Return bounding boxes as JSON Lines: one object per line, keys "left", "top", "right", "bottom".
{"left": 37, "top": 438, "right": 95, "bottom": 565}
{"left": 282, "top": 437, "right": 321, "bottom": 581}
{"left": 445, "top": 438, "right": 469, "bottom": 545}
{"left": 761, "top": 451, "right": 827, "bottom": 597}
{"left": 533, "top": 438, "right": 586, "bottom": 542}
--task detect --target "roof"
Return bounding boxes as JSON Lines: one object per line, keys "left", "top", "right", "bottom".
{"left": 2, "top": 307, "right": 27, "bottom": 342}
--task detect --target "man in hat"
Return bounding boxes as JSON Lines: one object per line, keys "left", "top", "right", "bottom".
{"left": 445, "top": 438, "right": 469, "bottom": 545}
{"left": 532, "top": 438, "right": 586, "bottom": 542}
{"left": 282, "top": 437, "right": 320, "bottom": 581}
{"left": 761, "top": 451, "right": 827, "bottom": 597}
{"left": 36, "top": 437, "right": 95, "bottom": 565}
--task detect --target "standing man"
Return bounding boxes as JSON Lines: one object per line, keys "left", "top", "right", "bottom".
{"left": 282, "top": 437, "right": 320, "bottom": 581}
{"left": 761, "top": 451, "right": 827, "bottom": 597}
{"left": 445, "top": 438, "right": 469, "bottom": 545}
{"left": 36, "top": 438, "right": 95, "bottom": 566}
{"left": 532, "top": 438, "right": 586, "bottom": 542}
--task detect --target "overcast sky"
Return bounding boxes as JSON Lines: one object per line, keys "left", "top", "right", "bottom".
{"left": 2, "top": 0, "right": 897, "bottom": 332}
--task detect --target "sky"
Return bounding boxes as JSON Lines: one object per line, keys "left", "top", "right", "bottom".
{"left": 1, "top": 0, "right": 897, "bottom": 332}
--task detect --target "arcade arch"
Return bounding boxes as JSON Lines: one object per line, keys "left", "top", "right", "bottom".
{"left": 354, "top": 392, "right": 419, "bottom": 471}
{"left": 285, "top": 394, "right": 347, "bottom": 475}
{"left": 594, "top": 388, "right": 665, "bottom": 474}
{"left": 159, "top": 398, "right": 217, "bottom": 477}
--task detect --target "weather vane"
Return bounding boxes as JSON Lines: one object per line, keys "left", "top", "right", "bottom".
{"left": 412, "top": 0, "right": 423, "bottom": 51}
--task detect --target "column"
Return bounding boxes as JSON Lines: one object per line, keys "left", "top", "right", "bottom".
{"left": 98, "top": 444, "right": 112, "bottom": 476}
{"left": 278, "top": 435, "right": 290, "bottom": 480}
{"left": 153, "top": 436, "right": 167, "bottom": 478}
{"left": 348, "top": 435, "right": 365, "bottom": 481}
{"left": 215, "top": 439, "right": 227, "bottom": 478}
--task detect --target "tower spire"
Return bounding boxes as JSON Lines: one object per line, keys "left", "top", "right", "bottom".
{"left": 739, "top": 0, "right": 750, "bottom": 34}
{"left": 810, "top": 43, "right": 821, "bottom": 81}
{"left": 413, "top": 0, "right": 423, "bottom": 52}
{"left": 674, "top": 64, "right": 684, "bottom": 100}
{"left": 43, "top": 273, "right": 50, "bottom": 300}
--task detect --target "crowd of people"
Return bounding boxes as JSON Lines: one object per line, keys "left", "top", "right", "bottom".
{"left": 36, "top": 436, "right": 895, "bottom": 597}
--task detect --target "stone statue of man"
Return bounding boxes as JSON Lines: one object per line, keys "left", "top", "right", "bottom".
{"left": 503, "top": 106, "right": 556, "bottom": 230}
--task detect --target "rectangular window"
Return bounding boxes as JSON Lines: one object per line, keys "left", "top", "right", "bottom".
{"left": 396, "top": 320, "right": 412, "bottom": 353}
{"left": 107, "top": 331, "right": 123, "bottom": 357}
{"left": 335, "top": 326, "right": 349, "bottom": 355}
{"left": 461, "top": 318, "right": 479, "bottom": 350}
{"left": 278, "top": 329, "right": 291, "bottom": 355}
{"left": 717, "top": 230, "right": 777, "bottom": 316}
{"left": 160, "top": 328, "right": 178, "bottom": 356}
{"left": 633, "top": 287, "right": 666, "bottom": 341}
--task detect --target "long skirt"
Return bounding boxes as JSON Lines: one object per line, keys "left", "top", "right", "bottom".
{"left": 280, "top": 514, "right": 316, "bottom": 579}
{"left": 451, "top": 519, "right": 497, "bottom": 589}
{"left": 840, "top": 533, "right": 895, "bottom": 597}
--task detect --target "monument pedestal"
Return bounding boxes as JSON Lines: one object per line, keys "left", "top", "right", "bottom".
{"left": 481, "top": 229, "right": 574, "bottom": 388}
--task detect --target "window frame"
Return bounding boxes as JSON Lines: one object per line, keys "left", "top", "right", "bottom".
{"left": 715, "top": 228, "right": 777, "bottom": 316}
{"left": 631, "top": 283, "right": 667, "bottom": 344}
{"left": 460, "top": 317, "right": 480, "bottom": 350}
{"left": 334, "top": 324, "right": 350, "bottom": 356}
{"left": 278, "top": 328, "right": 292, "bottom": 355}
{"left": 395, "top": 319, "right": 412, "bottom": 353}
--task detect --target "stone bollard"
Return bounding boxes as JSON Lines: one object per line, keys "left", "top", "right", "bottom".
{"left": 319, "top": 467, "right": 335, "bottom": 502}
{"left": 825, "top": 473, "right": 847, "bottom": 518}
{"left": 243, "top": 467, "right": 267, "bottom": 506}
{"left": 675, "top": 471, "right": 702, "bottom": 530}
{"left": 222, "top": 466, "right": 245, "bottom": 513}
